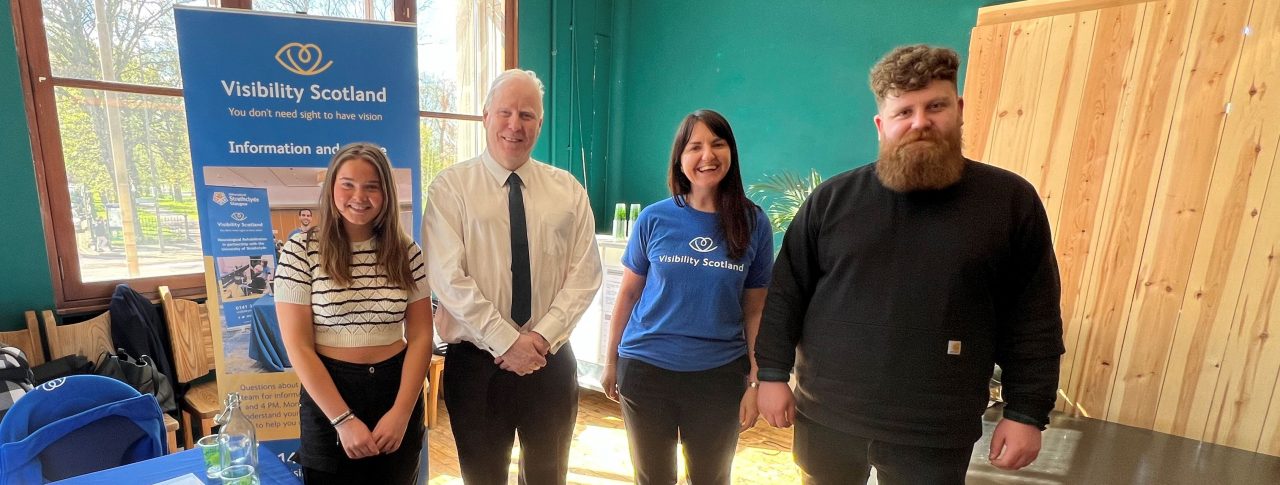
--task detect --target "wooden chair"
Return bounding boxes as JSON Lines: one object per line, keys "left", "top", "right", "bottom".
{"left": 158, "top": 286, "right": 221, "bottom": 447}
{"left": 39, "top": 310, "right": 181, "bottom": 453}
{"left": 427, "top": 354, "right": 444, "bottom": 429}
{"left": 4, "top": 312, "right": 47, "bottom": 367}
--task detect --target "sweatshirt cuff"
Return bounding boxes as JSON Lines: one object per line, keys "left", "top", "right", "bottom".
{"left": 1002, "top": 408, "right": 1048, "bottom": 430}
{"left": 757, "top": 367, "right": 791, "bottom": 382}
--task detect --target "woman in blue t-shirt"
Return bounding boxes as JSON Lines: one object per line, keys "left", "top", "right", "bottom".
{"left": 601, "top": 109, "right": 774, "bottom": 484}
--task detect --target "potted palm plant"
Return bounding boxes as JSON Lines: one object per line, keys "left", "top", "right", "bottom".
{"left": 747, "top": 168, "right": 824, "bottom": 235}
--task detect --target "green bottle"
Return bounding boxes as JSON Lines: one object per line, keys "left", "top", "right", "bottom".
{"left": 627, "top": 203, "right": 641, "bottom": 238}
{"left": 613, "top": 203, "right": 627, "bottom": 239}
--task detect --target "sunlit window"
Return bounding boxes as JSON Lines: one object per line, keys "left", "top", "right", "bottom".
{"left": 18, "top": 0, "right": 510, "bottom": 307}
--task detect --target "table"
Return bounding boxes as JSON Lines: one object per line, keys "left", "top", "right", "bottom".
{"left": 249, "top": 295, "right": 291, "bottom": 371}
{"left": 567, "top": 236, "right": 627, "bottom": 392}
{"left": 52, "top": 444, "right": 300, "bottom": 484}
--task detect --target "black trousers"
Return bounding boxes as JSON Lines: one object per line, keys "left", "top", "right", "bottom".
{"left": 617, "top": 356, "right": 747, "bottom": 485}
{"left": 793, "top": 413, "right": 973, "bottom": 485}
{"left": 298, "top": 350, "right": 425, "bottom": 485}
{"left": 443, "top": 340, "right": 579, "bottom": 485}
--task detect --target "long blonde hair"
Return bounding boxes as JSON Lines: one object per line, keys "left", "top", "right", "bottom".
{"left": 312, "top": 142, "right": 416, "bottom": 291}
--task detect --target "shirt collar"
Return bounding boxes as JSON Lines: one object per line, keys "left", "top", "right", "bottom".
{"left": 481, "top": 150, "right": 536, "bottom": 188}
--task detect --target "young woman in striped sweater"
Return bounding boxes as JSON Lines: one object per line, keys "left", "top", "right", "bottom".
{"left": 275, "top": 142, "right": 432, "bottom": 484}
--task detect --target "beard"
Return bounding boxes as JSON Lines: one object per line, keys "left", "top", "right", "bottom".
{"left": 875, "top": 125, "right": 966, "bottom": 192}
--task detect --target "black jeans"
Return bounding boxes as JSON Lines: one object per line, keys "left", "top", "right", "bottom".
{"left": 793, "top": 413, "right": 973, "bottom": 485}
{"left": 443, "top": 340, "right": 579, "bottom": 485}
{"left": 298, "top": 350, "right": 424, "bottom": 484}
{"left": 617, "top": 356, "right": 748, "bottom": 485}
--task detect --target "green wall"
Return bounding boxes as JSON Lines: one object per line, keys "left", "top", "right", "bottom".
{"left": 607, "top": 0, "right": 993, "bottom": 210}
{"left": 0, "top": 0, "right": 55, "bottom": 331}
{"left": 520, "top": 0, "right": 615, "bottom": 231}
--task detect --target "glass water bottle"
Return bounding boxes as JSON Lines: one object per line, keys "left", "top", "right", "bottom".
{"left": 217, "top": 392, "right": 259, "bottom": 483}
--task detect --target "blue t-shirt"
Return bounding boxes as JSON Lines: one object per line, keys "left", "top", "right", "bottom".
{"left": 619, "top": 197, "right": 774, "bottom": 371}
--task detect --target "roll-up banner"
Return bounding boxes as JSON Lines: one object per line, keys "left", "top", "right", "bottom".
{"left": 175, "top": 6, "right": 418, "bottom": 470}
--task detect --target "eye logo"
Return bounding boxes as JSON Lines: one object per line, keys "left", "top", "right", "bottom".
{"left": 688, "top": 237, "right": 717, "bottom": 253}
{"left": 212, "top": 192, "right": 228, "bottom": 206}
{"left": 276, "top": 42, "right": 333, "bottom": 76}
{"left": 230, "top": 212, "right": 247, "bottom": 221}
{"left": 39, "top": 378, "right": 66, "bottom": 391}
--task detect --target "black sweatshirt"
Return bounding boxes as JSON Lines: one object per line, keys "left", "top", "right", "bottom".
{"left": 755, "top": 160, "right": 1064, "bottom": 448}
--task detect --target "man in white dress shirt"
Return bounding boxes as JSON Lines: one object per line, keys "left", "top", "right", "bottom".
{"left": 423, "top": 69, "right": 602, "bottom": 485}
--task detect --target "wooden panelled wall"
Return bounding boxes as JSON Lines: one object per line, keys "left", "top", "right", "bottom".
{"left": 963, "top": 0, "right": 1280, "bottom": 456}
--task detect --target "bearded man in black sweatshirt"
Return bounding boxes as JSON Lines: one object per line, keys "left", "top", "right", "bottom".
{"left": 754, "top": 45, "right": 1065, "bottom": 484}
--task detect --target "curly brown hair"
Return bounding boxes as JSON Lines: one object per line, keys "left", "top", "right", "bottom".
{"left": 869, "top": 45, "right": 960, "bottom": 106}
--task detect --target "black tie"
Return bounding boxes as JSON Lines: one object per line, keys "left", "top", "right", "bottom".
{"left": 508, "top": 173, "right": 532, "bottom": 327}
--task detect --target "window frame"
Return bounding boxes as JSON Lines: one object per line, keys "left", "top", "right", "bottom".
{"left": 13, "top": 0, "right": 516, "bottom": 312}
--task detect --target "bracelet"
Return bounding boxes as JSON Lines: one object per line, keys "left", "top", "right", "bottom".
{"left": 329, "top": 409, "right": 354, "bottom": 427}
{"left": 334, "top": 413, "right": 356, "bottom": 427}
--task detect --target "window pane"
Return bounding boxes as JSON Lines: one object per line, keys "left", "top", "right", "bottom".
{"left": 55, "top": 87, "right": 203, "bottom": 282}
{"left": 253, "top": 0, "right": 394, "bottom": 21}
{"left": 41, "top": 0, "right": 201, "bottom": 87}
{"left": 417, "top": 0, "right": 504, "bottom": 115}
{"left": 421, "top": 117, "right": 483, "bottom": 190}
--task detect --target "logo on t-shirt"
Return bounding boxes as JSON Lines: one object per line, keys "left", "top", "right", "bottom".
{"left": 660, "top": 236, "right": 744, "bottom": 271}
{"left": 688, "top": 237, "right": 718, "bottom": 253}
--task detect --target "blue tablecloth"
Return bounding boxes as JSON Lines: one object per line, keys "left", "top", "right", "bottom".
{"left": 52, "top": 444, "right": 300, "bottom": 484}
{"left": 250, "top": 295, "right": 291, "bottom": 371}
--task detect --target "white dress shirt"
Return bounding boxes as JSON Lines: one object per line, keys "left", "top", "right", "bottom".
{"left": 424, "top": 151, "right": 603, "bottom": 357}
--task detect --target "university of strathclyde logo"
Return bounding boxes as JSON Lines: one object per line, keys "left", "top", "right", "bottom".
{"left": 276, "top": 42, "right": 333, "bottom": 76}
{"left": 688, "top": 237, "right": 718, "bottom": 253}
{"left": 212, "top": 191, "right": 228, "bottom": 206}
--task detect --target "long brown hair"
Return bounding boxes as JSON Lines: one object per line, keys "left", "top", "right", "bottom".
{"left": 312, "top": 142, "right": 416, "bottom": 291}
{"left": 667, "top": 109, "right": 758, "bottom": 260}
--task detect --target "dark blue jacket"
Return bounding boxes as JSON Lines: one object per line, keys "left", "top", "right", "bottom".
{"left": 109, "top": 284, "right": 176, "bottom": 384}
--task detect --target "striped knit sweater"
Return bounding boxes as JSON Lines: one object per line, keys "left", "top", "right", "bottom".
{"left": 273, "top": 231, "right": 429, "bottom": 347}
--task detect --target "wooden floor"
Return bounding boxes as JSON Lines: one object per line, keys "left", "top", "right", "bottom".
{"left": 425, "top": 390, "right": 800, "bottom": 484}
